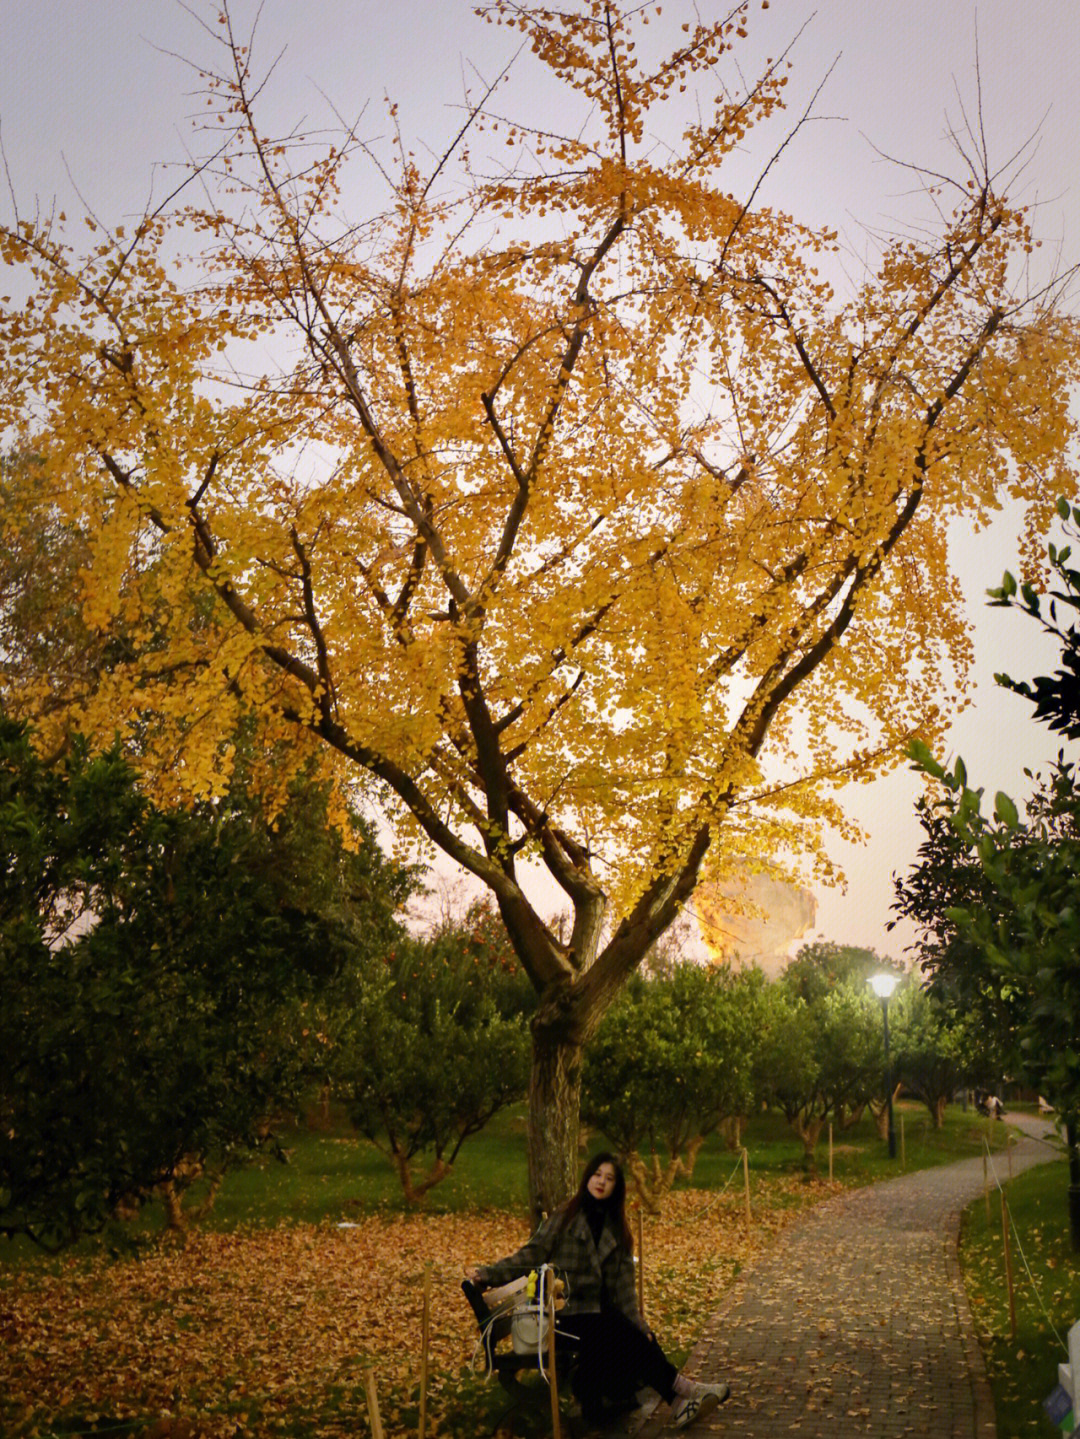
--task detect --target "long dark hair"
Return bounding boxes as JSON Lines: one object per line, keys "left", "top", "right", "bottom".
{"left": 558, "top": 1151, "right": 634, "bottom": 1253}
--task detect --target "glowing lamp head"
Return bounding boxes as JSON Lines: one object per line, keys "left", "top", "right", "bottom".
{"left": 869, "top": 972, "right": 900, "bottom": 1000}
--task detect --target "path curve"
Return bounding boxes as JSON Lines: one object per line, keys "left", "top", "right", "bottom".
{"left": 634, "top": 1112, "right": 1061, "bottom": 1438}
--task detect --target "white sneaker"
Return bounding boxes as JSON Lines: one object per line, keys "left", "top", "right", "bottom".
{"left": 670, "top": 1380, "right": 730, "bottom": 1429}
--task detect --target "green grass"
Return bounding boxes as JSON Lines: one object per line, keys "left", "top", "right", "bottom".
{"left": 960, "top": 1133, "right": 1079, "bottom": 1437}
{"left": 126, "top": 1097, "right": 1015, "bottom": 1234}
{"left": 200, "top": 1104, "right": 534, "bottom": 1227}
{"left": 686, "top": 1100, "right": 1012, "bottom": 1190}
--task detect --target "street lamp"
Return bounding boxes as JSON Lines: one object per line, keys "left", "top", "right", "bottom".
{"left": 869, "top": 973, "right": 900, "bottom": 1159}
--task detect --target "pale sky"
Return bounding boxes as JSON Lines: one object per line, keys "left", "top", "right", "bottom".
{"left": 3, "top": 1, "right": 1078, "bottom": 960}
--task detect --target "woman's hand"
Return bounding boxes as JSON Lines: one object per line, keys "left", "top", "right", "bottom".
{"left": 464, "top": 1265, "right": 484, "bottom": 1284}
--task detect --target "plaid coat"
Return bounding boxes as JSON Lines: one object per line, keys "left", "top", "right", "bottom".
{"left": 477, "top": 1206, "right": 646, "bottom": 1331}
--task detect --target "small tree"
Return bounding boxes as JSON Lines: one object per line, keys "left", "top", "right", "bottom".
{"left": 890, "top": 794, "right": 1016, "bottom": 1042}
{"left": 582, "top": 963, "right": 763, "bottom": 1210}
{"left": 903, "top": 753, "right": 1080, "bottom": 1246}
{"left": 754, "top": 985, "right": 823, "bottom": 1167}
{"left": 332, "top": 908, "right": 531, "bottom": 1203}
{"left": 0, "top": 716, "right": 412, "bottom": 1247}
{"left": 756, "top": 957, "right": 884, "bottom": 1171}
{"left": 781, "top": 943, "right": 902, "bottom": 1134}
{"left": 782, "top": 942, "right": 897, "bottom": 1005}
{"left": 888, "top": 984, "right": 989, "bottom": 1129}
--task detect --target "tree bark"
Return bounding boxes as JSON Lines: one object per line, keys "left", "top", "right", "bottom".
{"left": 625, "top": 1152, "right": 666, "bottom": 1214}
{"left": 679, "top": 1133, "right": 707, "bottom": 1184}
{"left": 624, "top": 1135, "right": 706, "bottom": 1213}
{"left": 156, "top": 1160, "right": 224, "bottom": 1230}
{"left": 870, "top": 1084, "right": 902, "bottom": 1139}
{"left": 159, "top": 1179, "right": 187, "bottom": 1233}
{"left": 791, "top": 1114, "right": 825, "bottom": 1173}
{"left": 510, "top": 818, "right": 710, "bottom": 1224}
{"left": 528, "top": 1022, "right": 584, "bottom": 1226}
{"left": 391, "top": 1146, "right": 452, "bottom": 1204}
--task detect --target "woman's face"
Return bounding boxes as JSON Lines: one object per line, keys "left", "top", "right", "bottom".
{"left": 586, "top": 1162, "right": 618, "bottom": 1201}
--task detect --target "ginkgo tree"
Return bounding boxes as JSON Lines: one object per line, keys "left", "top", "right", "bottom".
{"left": 2, "top": 0, "right": 1078, "bottom": 1216}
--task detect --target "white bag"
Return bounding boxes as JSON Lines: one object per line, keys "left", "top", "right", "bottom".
{"left": 511, "top": 1299, "right": 551, "bottom": 1354}
{"left": 472, "top": 1265, "right": 565, "bottom": 1379}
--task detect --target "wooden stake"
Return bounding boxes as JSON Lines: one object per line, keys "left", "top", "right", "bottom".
{"left": 1000, "top": 1192, "right": 1017, "bottom": 1341}
{"left": 419, "top": 1262, "right": 432, "bottom": 1439}
{"left": 983, "top": 1150, "right": 990, "bottom": 1224}
{"left": 547, "top": 1281, "right": 562, "bottom": 1439}
{"left": 742, "top": 1147, "right": 752, "bottom": 1234}
{"left": 364, "top": 1363, "right": 385, "bottom": 1439}
{"left": 636, "top": 1208, "right": 645, "bottom": 1318}
{"left": 828, "top": 1123, "right": 833, "bottom": 1182}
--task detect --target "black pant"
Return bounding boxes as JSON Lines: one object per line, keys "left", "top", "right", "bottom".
{"left": 560, "top": 1307, "right": 678, "bottom": 1416}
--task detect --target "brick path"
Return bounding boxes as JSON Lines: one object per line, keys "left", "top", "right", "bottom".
{"left": 631, "top": 1113, "right": 1060, "bottom": 1438}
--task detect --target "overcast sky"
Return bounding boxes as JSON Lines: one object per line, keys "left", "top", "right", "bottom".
{"left": 3, "top": 1, "right": 1078, "bottom": 959}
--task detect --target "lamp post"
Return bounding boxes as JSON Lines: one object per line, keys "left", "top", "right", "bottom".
{"left": 869, "top": 973, "right": 900, "bottom": 1159}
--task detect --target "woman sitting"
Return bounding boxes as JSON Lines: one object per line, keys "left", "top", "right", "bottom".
{"left": 465, "top": 1152, "right": 730, "bottom": 1429}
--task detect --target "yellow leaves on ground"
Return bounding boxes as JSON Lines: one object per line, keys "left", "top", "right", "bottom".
{"left": 2, "top": 1214, "right": 520, "bottom": 1439}
{"left": 0, "top": 1184, "right": 824, "bottom": 1438}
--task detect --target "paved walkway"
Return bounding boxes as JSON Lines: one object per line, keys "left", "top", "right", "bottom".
{"left": 633, "top": 1113, "right": 1061, "bottom": 1439}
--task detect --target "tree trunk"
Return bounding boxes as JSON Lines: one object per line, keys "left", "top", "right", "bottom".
{"left": 626, "top": 1152, "right": 666, "bottom": 1214}
{"left": 391, "top": 1146, "right": 452, "bottom": 1204}
{"left": 183, "top": 1168, "right": 224, "bottom": 1223}
{"left": 791, "top": 1114, "right": 825, "bottom": 1174}
{"left": 625, "top": 1136, "right": 705, "bottom": 1213}
{"left": 680, "top": 1133, "right": 707, "bottom": 1184}
{"left": 515, "top": 868, "right": 697, "bottom": 1224}
{"left": 933, "top": 1094, "right": 947, "bottom": 1129}
{"left": 159, "top": 1179, "right": 187, "bottom": 1232}
{"left": 158, "top": 1156, "right": 209, "bottom": 1231}
{"left": 867, "top": 1097, "right": 889, "bottom": 1140}
{"left": 842, "top": 1102, "right": 865, "bottom": 1131}
{"left": 528, "top": 1024, "right": 584, "bottom": 1226}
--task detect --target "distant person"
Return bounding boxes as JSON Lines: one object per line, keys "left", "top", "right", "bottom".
{"left": 464, "top": 1152, "right": 730, "bottom": 1429}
